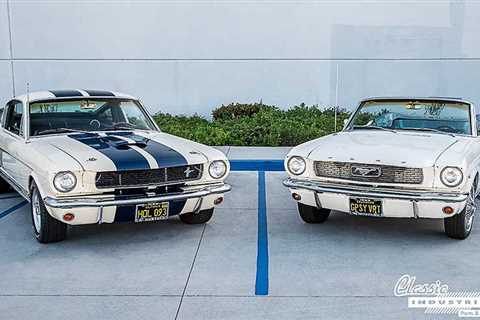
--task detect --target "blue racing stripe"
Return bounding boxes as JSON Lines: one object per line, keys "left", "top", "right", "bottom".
{"left": 107, "top": 132, "right": 188, "bottom": 168}
{"left": 69, "top": 133, "right": 150, "bottom": 171}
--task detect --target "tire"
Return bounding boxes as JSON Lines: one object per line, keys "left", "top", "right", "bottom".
{"left": 0, "top": 176, "right": 12, "bottom": 193}
{"left": 179, "top": 208, "right": 214, "bottom": 224}
{"left": 30, "top": 182, "right": 67, "bottom": 243}
{"left": 298, "top": 203, "right": 331, "bottom": 223}
{"left": 444, "top": 185, "right": 476, "bottom": 240}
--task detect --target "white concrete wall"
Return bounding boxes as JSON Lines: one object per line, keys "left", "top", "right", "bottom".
{"left": 1, "top": 0, "right": 480, "bottom": 115}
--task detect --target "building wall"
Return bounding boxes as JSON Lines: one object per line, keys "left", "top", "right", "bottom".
{"left": 1, "top": 0, "right": 479, "bottom": 115}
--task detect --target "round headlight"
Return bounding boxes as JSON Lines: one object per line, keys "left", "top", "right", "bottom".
{"left": 440, "top": 167, "right": 463, "bottom": 187}
{"left": 287, "top": 156, "right": 306, "bottom": 175}
{"left": 209, "top": 160, "right": 227, "bottom": 179}
{"left": 53, "top": 171, "right": 77, "bottom": 192}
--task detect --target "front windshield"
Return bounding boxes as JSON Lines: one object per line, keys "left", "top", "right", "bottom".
{"left": 347, "top": 100, "right": 472, "bottom": 135}
{"left": 29, "top": 99, "right": 155, "bottom": 136}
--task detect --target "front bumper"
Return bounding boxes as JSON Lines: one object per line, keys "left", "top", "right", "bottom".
{"left": 44, "top": 183, "right": 231, "bottom": 224}
{"left": 284, "top": 178, "right": 468, "bottom": 218}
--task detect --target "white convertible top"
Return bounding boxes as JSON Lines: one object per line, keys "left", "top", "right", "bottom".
{"left": 12, "top": 89, "right": 137, "bottom": 103}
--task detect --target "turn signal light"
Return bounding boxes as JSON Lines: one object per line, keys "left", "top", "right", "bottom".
{"left": 442, "top": 206, "right": 454, "bottom": 215}
{"left": 292, "top": 193, "right": 301, "bottom": 201}
{"left": 214, "top": 197, "right": 224, "bottom": 205}
{"left": 63, "top": 213, "right": 75, "bottom": 221}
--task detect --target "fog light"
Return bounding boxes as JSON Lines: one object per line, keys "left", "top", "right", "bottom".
{"left": 63, "top": 213, "right": 75, "bottom": 221}
{"left": 443, "top": 206, "right": 454, "bottom": 215}
{"left": 292, "top": 193, "right": 301, "bottom": 201}
{"left": 214, "top": 197, "right": 224, "bottom": 205}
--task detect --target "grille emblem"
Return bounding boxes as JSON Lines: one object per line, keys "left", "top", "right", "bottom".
{"left": 351, "top": 166, "right": 382, "bottom": 178}
{"left": 184, "top": 166, "right": 195, "bottom": 178}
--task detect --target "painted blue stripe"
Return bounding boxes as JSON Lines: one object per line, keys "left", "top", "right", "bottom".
{"left": 0, "top": 200, "right": 28, "bottom": 220}
{"left": 69, "top": 133, "right": 150, "bottom": 171}
{"left": 0, "top": 195, "right": 21, "bottom": 200}
{"left": 230, "top": 159, "right": 284, "bottom": 172}
{"left": 255, "top": 170, "right": 269, "bottom": 295}
{"left": 107, "top": 132, "right": 188, "bottom": 168}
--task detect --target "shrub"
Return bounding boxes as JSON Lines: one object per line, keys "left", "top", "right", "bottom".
{"left": 153, "top": 103, "right": 351, "bottom": 146}
{"left": 212, "top": 102, "right": 277, "bottom": 121}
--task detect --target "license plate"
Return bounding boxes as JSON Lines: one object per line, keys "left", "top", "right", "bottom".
{"left": 349, "top": 198, "right": 383, "bottom": 216}
{"left": 135, "top": 202, "right": 169, "bottom": 223}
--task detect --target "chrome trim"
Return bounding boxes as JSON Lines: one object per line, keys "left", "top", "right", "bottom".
{"left": 283, "top": 178, "right": 468, "bottom": 202}
{"left": 44, "top": 183, "right": 231, "bottom": 209}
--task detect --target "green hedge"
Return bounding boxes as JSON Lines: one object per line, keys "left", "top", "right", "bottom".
{"left": 153, "top": 102, "right": 350, "bottom": 146}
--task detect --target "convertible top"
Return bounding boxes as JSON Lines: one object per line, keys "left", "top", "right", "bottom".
{"left": 11, "top": 89, "right": 137, "bottom": 104}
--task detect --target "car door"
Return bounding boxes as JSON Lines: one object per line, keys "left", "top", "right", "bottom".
{"left": 0, "top": 100, "right": 30, "bottom": 194}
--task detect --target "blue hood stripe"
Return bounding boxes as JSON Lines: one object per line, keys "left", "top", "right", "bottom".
{"left": 106, "top": 132, "right": 188, "bottom": 168}
{"left": 69, "top": 133, "right": 150, "bottom": 171}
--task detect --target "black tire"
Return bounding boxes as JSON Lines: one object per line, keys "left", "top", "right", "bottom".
{"left": 179, "top": 208, "right": 214, "bottom": 224}
{"left": 30, "top": 182, "right": 67, "bottom": 243}
{"left": 444, "top": 186, "right": 476, "bottom": 240}
{"left": 298, "top": 203, "right": 331, "bottom": 223}
{"left": 0, "top": 176, "right": 12, "bottom": 193}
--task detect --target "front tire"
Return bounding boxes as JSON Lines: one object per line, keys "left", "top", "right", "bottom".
{"left": 298, "top": 203, "right": 331, "bottom": 223}
{"left": 31, "top": 182, "right": 67, "bottom": 243}
{"left": 444, "top": 186, "right": 476, "bottom": 240}
{"left": 179, "top": 208, "right": 214, "bottom": 224}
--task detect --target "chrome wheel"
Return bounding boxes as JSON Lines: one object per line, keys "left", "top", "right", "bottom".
{"left": 32, "top": 190, "right": 42, "bottom": 233}
{"left": 465, "top": 187, "right": 476, "bottom": 233}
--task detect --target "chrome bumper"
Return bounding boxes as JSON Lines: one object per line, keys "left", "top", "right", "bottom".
{"left": 283, "top": 178, "right": 468, "bottom": 202}
{"left": 44, "top": 183, "right": 231, "bottom": 209}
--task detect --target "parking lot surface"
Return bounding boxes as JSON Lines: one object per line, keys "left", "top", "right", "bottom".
{"left": 0, "top": 147, "right": 479, "bottom": 320}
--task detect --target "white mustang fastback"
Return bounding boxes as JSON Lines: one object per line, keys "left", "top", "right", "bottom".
{"left": 0, "top": 90, "right": 230, "bottom": 243}
{"left": 284, "top": 97, "right": 479, "bottom": 239}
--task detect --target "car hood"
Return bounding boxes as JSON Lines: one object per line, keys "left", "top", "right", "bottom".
{"left": 305, "top": 131, "right": 459, "bottom": 167}
{"left": 33, "top": 130, "right": 211, "bottom": 172}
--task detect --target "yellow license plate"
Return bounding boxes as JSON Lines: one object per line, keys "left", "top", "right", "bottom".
{"left": 135, "top": 202, "right": 169, "bottom": 222}
{"left": 349, "top": 198, "right": 383, "bottom": 216}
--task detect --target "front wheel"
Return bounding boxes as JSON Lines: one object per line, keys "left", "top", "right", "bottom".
{"left": 31, "top": 182, "right": 67, "bottom": 243}
{"left": 444, "top": 186, "right": 476, "bottom": 240}
{"left": 298, "top": 203, "right": 331, "bottom": 223}
{"left": 179, "top": 208, "right": 214, "bottom": 224}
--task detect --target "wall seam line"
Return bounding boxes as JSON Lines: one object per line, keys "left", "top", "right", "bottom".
{"left": 6, "top": 0, "right": 15, "bottom": 97}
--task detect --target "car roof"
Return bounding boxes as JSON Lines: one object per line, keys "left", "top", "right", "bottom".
{"left": 11, "top": 89, "right": 137, "bottom": 103}
{"left": 360, "top": 96, "right": 473, "bottom": 105}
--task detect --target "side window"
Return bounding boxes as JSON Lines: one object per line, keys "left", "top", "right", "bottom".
{"left": 120, "top": 103, "right": 149, "bottom": 129}
{"left": 4, "top": 101, "right": 24, "bottom": 136}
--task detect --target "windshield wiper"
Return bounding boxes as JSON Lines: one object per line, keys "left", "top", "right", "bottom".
{"left": 37, "top": 128, "right": 88, "bottom": 135}
{"left": 351, "top": 125, "right": 397, "bottom": 133}
{"left": 398, "top": 127, "right": 456, "bottom": 137}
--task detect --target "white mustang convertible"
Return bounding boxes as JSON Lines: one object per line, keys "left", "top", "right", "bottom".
{"left": 0, "top": 90, "right": 231, "bottom": 243}
{"left": 284, "top": 97, "right": 479, "bottom": 239}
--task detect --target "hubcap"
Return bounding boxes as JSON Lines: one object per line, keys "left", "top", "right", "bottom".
{"left": 465, "top": 187, "right": 476, "bottom": 233}
{"left": 32, "top": 191, "right": 42, "bottom": 233}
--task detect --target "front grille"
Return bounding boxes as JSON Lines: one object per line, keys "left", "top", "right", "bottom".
{"left": 95, "top": 164, "right": 203, "bottom": 188}
{"left": 313, "top": 161, "right": 423, "bottom": 184}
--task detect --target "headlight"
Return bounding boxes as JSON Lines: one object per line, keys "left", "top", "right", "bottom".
{"left": 209, "top": 160, "right": 227, "bottom": 179}
{"left": 287, "top": 156, "right": 306, "bottom": 175}
{"left": 440, "top": 167, "right": 463, "bottom": 187}
{"left": 53, "top": 171, "right": 77, "bottom": 192}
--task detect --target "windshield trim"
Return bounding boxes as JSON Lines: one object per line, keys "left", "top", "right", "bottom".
{"left": 344, "top": 99, "right": 473, "bottom": 136}
{"left": 28, "top": 97, "right": 158, "bottom": 137}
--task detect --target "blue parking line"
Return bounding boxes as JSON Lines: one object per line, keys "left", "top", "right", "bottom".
{"left": 230, "top": 159, "right": 285, "bottom": 296}
{"left": 255, "top": 170, "right": 269, "bottom": 295}
{"left": 0, "top": 200, "right": 28, "bottom": 220}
